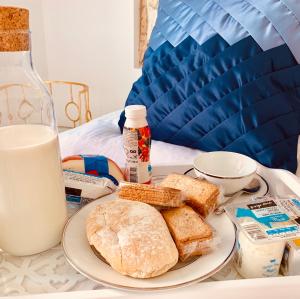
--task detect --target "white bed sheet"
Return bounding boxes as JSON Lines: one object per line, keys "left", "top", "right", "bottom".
{"left": 59, "top": 110, "right": 300, "bottom": 176}
{"left": 59, "top": 110, "right": 201, "bottom": 168}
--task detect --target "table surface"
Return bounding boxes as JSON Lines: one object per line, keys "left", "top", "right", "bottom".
{"left": 1, "top": 163, "right": 299, "bottom": 297}
{"left": 0, "top": 243, "right": 242, "bottom": 296}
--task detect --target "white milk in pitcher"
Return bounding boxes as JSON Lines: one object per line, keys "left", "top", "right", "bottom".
{"left": 0, "top": 124, "right": 67, "bottom": 256}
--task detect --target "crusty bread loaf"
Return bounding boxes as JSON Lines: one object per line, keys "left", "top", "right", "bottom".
{"left": 86, "top": 199, "right": 178, "bottom": 278}
{"left": 118, "top": 181, "right": 183, "bottom": 207}
{"left": 160, "top": 173, "right": 219, "bottom": 217}
{"left": 162, "top": 205, "right": 213, "bottom": 261}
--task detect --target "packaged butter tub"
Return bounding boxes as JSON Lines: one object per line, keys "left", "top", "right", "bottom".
{"left": 225, "top": 196, "right": 300, "bottom": 278}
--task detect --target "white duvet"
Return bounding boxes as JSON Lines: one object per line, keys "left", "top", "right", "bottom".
{"left": 59, "top": 110, "right": 300, "bottom": 176}
{"left": 59, "top": 110, "right": 201, "bottom": 168}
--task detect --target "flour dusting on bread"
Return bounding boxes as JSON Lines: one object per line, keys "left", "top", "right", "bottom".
{"left": 86, "top": 199, "right": 178, "bottom": 278}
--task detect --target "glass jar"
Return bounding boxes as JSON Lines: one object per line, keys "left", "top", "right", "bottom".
{"left": 0, "top": 6, "right": 67, "bottom": 256}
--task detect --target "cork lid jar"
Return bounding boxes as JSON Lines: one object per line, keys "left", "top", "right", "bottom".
{"left": 0, "top": 6, "right": 68, "bottom": 257}
{"left": 0, "top": 6, "right": 29, "bottom": 52}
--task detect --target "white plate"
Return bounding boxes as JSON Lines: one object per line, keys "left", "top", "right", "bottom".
{"left": 62, "top": 193, "right": 236, "bottom": 291}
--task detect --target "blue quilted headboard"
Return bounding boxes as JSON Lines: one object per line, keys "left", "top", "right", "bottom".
{"left": 119, "top": 0, "right": 300, "bottom": 173}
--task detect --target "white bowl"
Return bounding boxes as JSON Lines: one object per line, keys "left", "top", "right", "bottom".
{"left": 193, "top": 151, "right": 257, "bottom": 195}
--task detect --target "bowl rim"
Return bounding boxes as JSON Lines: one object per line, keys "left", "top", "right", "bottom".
{"left": 193, "top": 151, "right": 257, "bottom": 179}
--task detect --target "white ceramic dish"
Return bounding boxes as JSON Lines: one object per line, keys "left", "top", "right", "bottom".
{"left": 63, "top": 193, "right": 236, "bottom": 291}
{"left": 194, "top": 152, "right": 257, "bottom": 195}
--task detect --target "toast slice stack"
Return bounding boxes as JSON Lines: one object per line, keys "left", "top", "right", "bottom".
{"left": 160, "top": 173, "right": 219, "bottom": 217}
{"left": 162, "top": 205, "right": 213, "bottom": 261}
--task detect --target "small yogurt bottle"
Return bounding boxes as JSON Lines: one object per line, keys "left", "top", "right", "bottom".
{"left": 123, "top": 105, "right": 152, "bottom": 183}
{"left": 235, "top": 230, "right": 285, "bottom": 278}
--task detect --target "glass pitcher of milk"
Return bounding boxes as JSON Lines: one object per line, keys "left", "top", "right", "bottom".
{"left": 0, "top": 6, "right": 67, "bottom": 256}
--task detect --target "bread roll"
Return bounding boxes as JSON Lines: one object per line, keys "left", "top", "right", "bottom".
{"left": 86, "top": 199, "right": 178, "bottom": 278}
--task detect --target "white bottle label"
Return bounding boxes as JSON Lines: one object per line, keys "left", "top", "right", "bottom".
{"left": 123, "top": 126, "right": 152, "bottom": 183}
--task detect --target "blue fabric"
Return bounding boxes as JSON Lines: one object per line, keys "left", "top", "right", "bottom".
{"left": 119, "top": 0, "right": 300, "bottom": 173}
{"left": 82, "top": 155, "right": 119, "bottom": 185}
{"left": 83, "top": 155, "right": 109, "bottom": 175}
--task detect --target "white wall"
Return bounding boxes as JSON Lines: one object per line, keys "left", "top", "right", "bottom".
{"left": 0, "top": 0, "right": 48, "bottom": 78}
{"left": 42, "top": 0, "right": 141, "bottom": 117}
{"left": 1, "top": 0, "right": 141, "bottom": 118}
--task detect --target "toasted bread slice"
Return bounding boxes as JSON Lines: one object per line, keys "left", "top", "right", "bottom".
{"left": 162, "top": 205, "right": 213, "bottom": 243}
{"left": 118, "top": 181, "right": 183, "bottom": 207}
{"left": 160, "top": 173, "right": 219, "bottom": 217}
{"left": 162, "top": 205, "right": 213, "bottom": 261}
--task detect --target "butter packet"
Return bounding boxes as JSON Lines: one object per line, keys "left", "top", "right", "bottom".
{"left": 225, "top": 196, "right": 300, "bottom": 244}
{"left": 64, "top": 170, "right": 116, "bottom": 206}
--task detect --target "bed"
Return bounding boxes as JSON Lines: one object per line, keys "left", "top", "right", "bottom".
{"left": 59, "top": 110, "right": 202, "bottom": 168}
{"left": 57, "top": 112, "right": 300, "bottom": 298}
{"left": 59, "top": 110, "right": 300, "bottom": 177}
